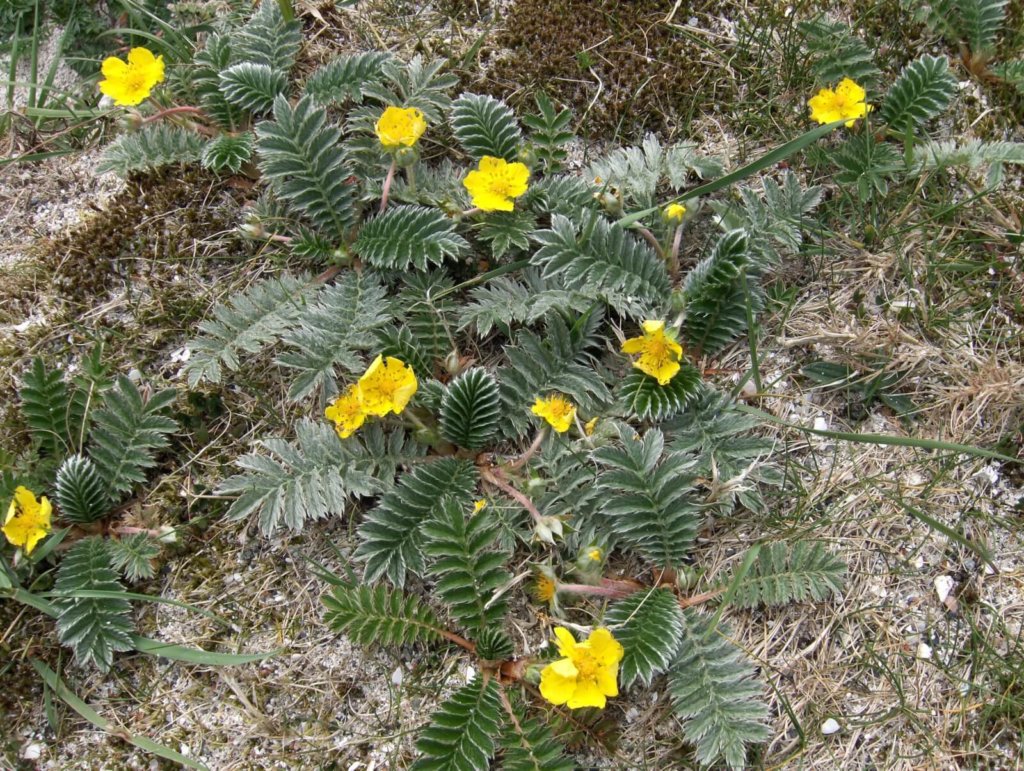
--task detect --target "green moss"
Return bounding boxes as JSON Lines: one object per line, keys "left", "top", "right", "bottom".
{"left": 48, "top": 166, "right": 241, "bottom": 306}
{"left": 482, "top": 0, "right": 724, "bottom": 138}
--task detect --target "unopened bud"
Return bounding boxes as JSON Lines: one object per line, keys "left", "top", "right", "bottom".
{"left": 394, "top": 145, "right": 420, "bottom": 167}
{"left": 517, "top": 145, "right": 538, "bottom": 169}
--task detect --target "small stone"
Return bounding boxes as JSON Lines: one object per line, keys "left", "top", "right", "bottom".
{"left": 934, "top": 575, "right": 955, "bottom": 603}
{"left": 917, "top": 642, "right": 933, "bottom": 659}
{"left": 465, "top": 665, "right": 476, "bottom": 683}
{"left": 390, "top": 666, "right": 403, "bottom": 686}
{"left": 821, "top": 718, "right": 841, "bottom": 735}
{"left": 21, "top": 743, "right": 43, "bottom": 760}
{"left": 813, "top": 416, "right": 829, "bottom": 432}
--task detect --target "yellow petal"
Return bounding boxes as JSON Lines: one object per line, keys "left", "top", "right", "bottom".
{"left": 620, "top": 336, "right": 645, "bottom": 354}
{"left": 641, "top": 319, "right": 665, "bottom": 335}
{"left": 101, "top": 56, "right": 128, "bottom": 79}
{"left": 596, "top": 665, "right": 619, "bottom": 698}
{"left": 539, "top": 661, "right": 577, "bottom": 706}
{"left": 553, "top": 626, "right": 578, "bottom": 658}
{"left": 586, "top": 628, "right": 624, "bottom": 666}
{"left": 566, "top": 678, "right": 607, "bottom": 709}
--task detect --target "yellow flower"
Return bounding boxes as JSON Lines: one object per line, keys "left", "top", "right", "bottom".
{"left": 532, "top": 572, "right": 557, "bottom": 604}
{"left": 621, "top": 320, "right": 684, "bottom": 386}
{"left": 375, "top": 106, "right": 427, "bottom": 149}
{"left": 98, "top": 47, "right": 165, "bottom": 107}
{"left": 808, "top": 78, "right": 872, "bottom": 128}
{"left": 586, "top": 547, "right": 602, "bottom": 562}
{"left": 584, "top": 417, "right": 599, "bottom": 436}
{"left": 531, "top": 394, "right": 576, "bottom": 434}
{"left": 3, "top": 486, "right": 52, "bottom": 555}
{"left": 664, "top": 203, "right": 687, "bottom": 223}
{"left": 472, "top": 499, "right": 488, "bottom": 514}
{"left": 325, "top": 384, "right": 366, "bottom": 439}
{"left": 463, "top": 156, "right": 530, "bottom": 212}
{"left": 357, "top": 355, "right": 418, "bottom": 417}
{"left": 539, "top": 627, "right": 624, "bottom": 710}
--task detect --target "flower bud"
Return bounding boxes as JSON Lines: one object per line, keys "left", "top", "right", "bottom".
{"left": 517, "top": 145, "right": 538, "bottom": 169}
{"left": 394, "top": 145, "right": 420, "bottom": 168}
{"left": 120, "top": 109, "right": 144, "bottom": 132}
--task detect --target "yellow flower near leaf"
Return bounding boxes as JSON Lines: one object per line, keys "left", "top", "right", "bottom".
{"left": 532, "top": 571, "right": 557, "bottom": 604}
{"left": 463, "top": 156, "right": 530, "bottom": 212}
{"left": 531, "top": 394, "right": 576, "bottom": 433}
{"left": 587, "top": 547, "right": 602, "bottom": 562}
{"left": 98, "top": 47, "right": 164, "bottom": 106}
{"left": 540, "top": 627, "right": 624, "bottom": 710}
{"left": 621, "top": 320, "right": 683, "bottom": 385}
{"left": 664, "top": 203, "right": 687, "bottom": 223}
{"left": 3, "top": 486, "right": 52, "bottom": 555}
{"left": 358, "top": 355, "right": 418, "bottom": 417}
{"left": 472, "top": 499, "right": 488, "bottom": 514}
{"left": 375, "top": 106, "right": 427, "bottom": 149}
{"left": 584, "top": 417, "right": 599, "bottom": 436}
{"left": 324, "top": 384, "right": 366, "bottom": 439}
{"left": 808, "top": 78, "right": 872, "bottom": 128}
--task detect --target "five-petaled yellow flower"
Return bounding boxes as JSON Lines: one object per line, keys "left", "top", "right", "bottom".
{"left": 664, "top": 203, "right": 687, "bottom": 223}
{"left": 358, "top": 355, "right": 418, "bottom": 417}
{"left": 621, "top": 320, "right": 684, "bottom": 385}
{"left": 808, "top": 78, "right": 872, "bottom": 128}
{"left": 324, "top": 384, "right": 366, "bottom": 439}
{"left": 531, "top": 394, "right": 576, "bottom": 433}
{"left": 98, "top": 47, "right": 165, "bottom": 107}
{"left": 540, "top": 627, "right": 624, "bottom": 710}
{"left": 3, "top": 486, "right": 52, "bottom": 555}
{"left": 463, "top": 156, "right": 530, "bottom": 212}
{"left": 375, "top": 106, "right": 427, "bottom": 149}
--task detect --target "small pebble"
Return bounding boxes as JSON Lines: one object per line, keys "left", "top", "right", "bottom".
{"left": 917, "top": 642, "right": 933, "bottom": 659}
{"left": 821, "top": 718, "right": 841, "bottom": 735}
{"left": 390, "top": 666, "right": 403, "bottom": 686}
{"left": 934, "top": 575, "right": 955, "bottom": 603}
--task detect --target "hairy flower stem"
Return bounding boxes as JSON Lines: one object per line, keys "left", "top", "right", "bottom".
{"left": 635, "top": 225, "right": 665, "bottom": 260}
{"left": 504, "top": 428, "right": 546, "bottom": 471}
{"left": 437, "top": 627, "right": 477, "bottom": 653}
{"left": 668, "top": 225, "right": 683, "bottom": 281}
{"left": 480, "top": 467, "right": 543, "bottom": 524}
{"left": 140, "top": 105, "right": 215, "bottom": 136}
{"left": 379, "top": 159, "right": 397, "bottom": 213}
{"left": 140, "top": 105, "right": 207, "bottom": 124}
{"left": 405, "top": 165, "right": 417, "bottom": 196}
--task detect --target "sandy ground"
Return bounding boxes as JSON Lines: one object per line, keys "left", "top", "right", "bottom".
{"left": 2, "top": 1, "right": 1024, "bottom": 769}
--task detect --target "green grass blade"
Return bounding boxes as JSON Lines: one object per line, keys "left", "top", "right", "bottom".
{"left": 129, "top": 636, "right": 280, "bottom": 665}
{"left": 31, "top": 659, "right": 210, "bottom": 771}
{"left": 706, "top": 542, "right": 760, "bottom": 635}
{"left": 734, "top": 404, "right": 1019, "bottom": 463}
{"left": 42, "top": 589, "right": 232, "bottom": 627}
{"left": 614, "top": 120, "right": 844, "bottom": 229}
{"left": 7, "top": 589, "right": 277, "bottom": 665}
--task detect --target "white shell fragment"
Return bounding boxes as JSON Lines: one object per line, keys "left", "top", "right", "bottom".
{"left": 821, "top": 718, "right": 841, "bottom": 735}
{"left": 934, "top": 575, "right": 955, "bottom": 603}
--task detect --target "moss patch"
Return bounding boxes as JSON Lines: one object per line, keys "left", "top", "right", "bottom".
{"left": 47, "top": 166, "right": 242, "bottom": 305}
{"left": 482, "top": 0, "right": 725, "bottom": 138}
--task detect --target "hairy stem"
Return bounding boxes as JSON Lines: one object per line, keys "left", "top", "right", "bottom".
{"left": 379, "top": 159, "right": 397, "bottom": 213}
{"left": 480, "top": 467, "right": 543, "bottom": 524}
{"left": 504, "top": 428, "right": 546, "bottom": 471}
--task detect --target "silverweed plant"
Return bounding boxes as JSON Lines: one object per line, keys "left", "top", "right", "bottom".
{"left": 22, "top": 0, "right": 1017, "bottom": 767}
